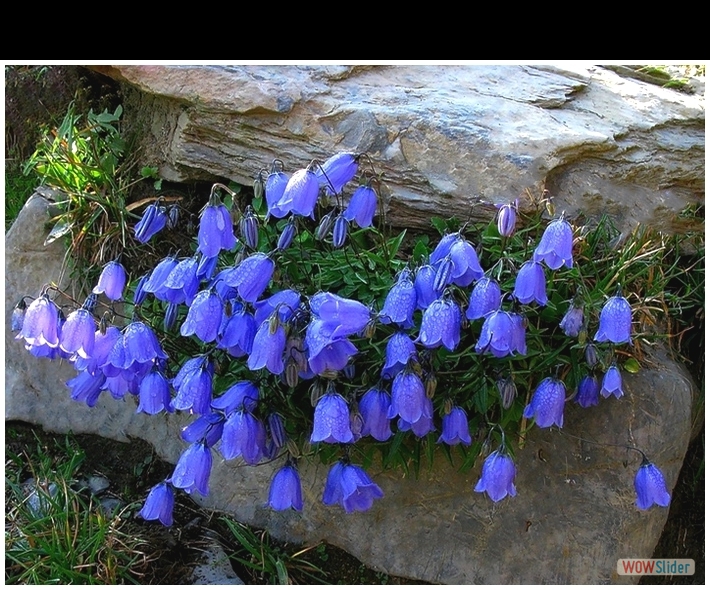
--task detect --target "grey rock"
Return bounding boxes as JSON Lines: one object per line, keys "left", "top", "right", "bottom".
{"left": 87, "top": 475, "right": 110, "bottom": 495}
{"left": 192, "top": 533, "right": 244, "bottom": 585}
{"left": 93, "top": 64, "right": 704, "bottom": 236}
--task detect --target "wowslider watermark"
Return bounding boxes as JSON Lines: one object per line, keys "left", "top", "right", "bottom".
{"left": 617, "top": 559, "right": 695, "bottom": 576}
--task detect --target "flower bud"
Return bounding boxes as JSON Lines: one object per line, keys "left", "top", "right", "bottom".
{"left": 164, "top": 302, "right": 179, "bottom": 331}
{"left": 277, "top": 219, "right": 296, "bottom": 250}
{"left": 496, "top": 201, "right": 517, "bottom": 237}
{"left": 496, "top": 376, "right": 517, "bottom": 410}
{"left": 310, "top": 381, "right": 325, "bottom": 407}
{"left": 82, "top": 293, "right": 99, "bottom": 313}
{"left": 433, "top": 256, "right": 453, "bottom": 293}
{"left": 167, "top": 205, "right": 179, "bottom": 230}
{"left": 11, "top": 298, "right": 27, "bottom": 332}
{"left": 253, "top": 172, "right": 265, "bottom": 201}
{"left": 584, "top": 343, "right": 599, "bottom": 368}
{"left": 285, "top": 358, "right": 300, "bottom": 388}
{"left": 425, "top": 372, "right": 438, "bottom": 399}
{"left": 332, "top": 215, "right": 349, "bottom": 248}
{"left": 239, "top": 207, "right": 259, "bottom": 249}
{"left": 316, "top": 210, "right": 336, "bottom": 241}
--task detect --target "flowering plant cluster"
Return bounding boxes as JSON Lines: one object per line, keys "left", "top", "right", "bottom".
{"left": 14, "top": 151, "right": 672, "bottom": 527}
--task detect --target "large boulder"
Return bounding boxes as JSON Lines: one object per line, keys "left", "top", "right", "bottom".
{"left": 6, "top": 194, "right": 698, "bottom": 583}
{"left": 92, "top": 64, "right": 704, "bottom": 235}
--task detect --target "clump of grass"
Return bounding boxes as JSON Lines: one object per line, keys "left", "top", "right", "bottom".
{"left": 4, "top": 433, "right": 150, "bottom": 584}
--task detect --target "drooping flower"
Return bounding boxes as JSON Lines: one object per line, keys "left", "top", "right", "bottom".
{"left": 17, "top": 294, "right": 61, "bottom": 348}
{"left": 559, "top": 303, "right": 584, "bottom": 337}
{"left": 310, "top": 392, "right": 354, "bottom": 444}
{"left": 358, "top": 387, "right": 393, "bottom": 442}
{"left": 418, "top": 297, "right": 461, "bottom": 351}
{"left": 134, "top": 203, "right": 167, "bottom": 243}
{"left": 133, "top": 275, "right": 150, "bottom": 306}
{"left": 429, "top": 232, "right": 460, "bottom": 266}
{"left": 139, "top": 482, "right": 174, "bottom": 526}
{"left": 66, "top": 369, "right": 106, "bottom": 407}
{"left": 397, "top": 405, "right": 436, "bottom": 437}
{"left": 267, "top": 463, "right": 303, "bottom": 511}
{"left": 600, "top": 364, "right": 624, "bottom": 399}
{"left": 171, "top": 358, "right": 214, "bottom": 415}
{"left": 104, "top": 321, "right": 168, "bottom": 377}
{"left": 197, "top": 201, "right": 237, "bottom": 258}
{"left": 162, "top": 256, "right": 200, "bottom": 305}
{"left": 389, "top": 371, "right": 430, "bottom": 424}
{"left": 466, "top": 278, "right": 502, "bottom": 321}
{"left": 523, "top": 377, "right": 566, "bottom": 428}
{"left": 437, "top": 406, "right": 472, "bottom": 446}
{"left": 310, "top": 292, "right": 371, "bottom": 339}
{"left": 180, "top": 289, "right": 223, "bottom": 343}
{"left": 93, "top": 261, "right": 127, "bottom": 301}
{"left": 211, "top": 380, "right": 259, "bottom": 415}
{"left": 379, "top": 270, "right": 417, "bottom": 329}
{"left": 197, "top": 254, "right": 219, "bottom": 281}
{"left": 475, "top": 309, "right": 526, "bottom": 358}
{"left": 143, "top": 256, "right": 179, "bottom": 300}
{"left": 221, "top": 410, "right": 267, "bottom": 465}
{"left": 181, "top": 412, "right": 225, "bottom": 448}
{"left": 171, "top": 442, "right": 212, "bottom": 496}
{"left": 575, "top": 374, "right": 600, "bottom": 408}
{"left": 381, "top": 331, "right": 417, "bottom": 379}
{"left": 317, "top": 152, "right": 359, "bottom": 195}
{"left": 449, "top": 238, "right": 485, "bottom": 287}
{"left": 248, "top": 320, "right": 287, "bottom": 375}
{"left": 594, "top": 295, "right": 633, "bottom": 345}
{"left": 275, "top": 166, "right": 320, "bottom": 218}
{"left": 343, "top": 185, "right": 377, "bottom": 228}
{"left": 137, "top": 367, "right": 172, "bottom": 415}
{"left": 253, "top": 289, "right": 301, "bottom": 326}
{"left": 496, "top": 200, "right": 518, "bottom": 237}
{"left": 635, "top": 460, "right": 671, "bottom": 510}
{"left": 217, "top": 302, "right": 257, "bottom": 357}
{"left": 223, "top": 253, "right": 275, "bottom": 303}
{"left": 513, "top": 260, "right": 548, "bottom": 306}
{"left": 533, "top": 218, "right": 574, "bottom": 270}
{"left": 414, "top": 264, "right": 439, "bottom": 310}
{"left": 265, "top": 168, "right": 290, "bottom": 218}
{"left": 474, "top": 450, "right": 517, "bottom": 502}
{"left": 74, "top": 326, "right": 120, "bottom": 376}
{"left": 322, "top": 461, "right": 384, "bottom": 513}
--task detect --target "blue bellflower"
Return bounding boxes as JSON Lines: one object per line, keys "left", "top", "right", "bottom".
{"left": 134, "top": 203, "right": 167, "bottom": 243}
{"left": 533, "top": 218, "right": 574, "bottom": 270}
{"left": 437, "top": 406, "right": 472, "bottom": 446}
{"left": 397, "top": 402, "right": 436, "bottom": 438}
{"left": 523, "top": 377, "right": 566, "bottom": 428}
{"left": 217, "top": 303, "right": 257, "bottom": 357}
{"left": 601, "top": 364, "right": 624, "bottom": 398}
{"left": 414, "top": 264, "right": 439, "bottom": 310}
{"left": 310, "top": 392, "right": 355, "bottom": 444}
{"left": 449, "top": 238, "right": 485, "bottom": 287}
{"left": 322, "top": 461, "right": 384, "bottom": 513}
{"left": 513, "top": 260, "right": 548, "bottom": 306}
{"left": 171, "top": 442, "right": 212, "bottom": 496}
{"left": 388, "top": 371, "right": 430, "bottom": 424}
{"left": 429, "top": 232, "right": 460, "bottom": 266}
{"left": 248, "top": 320, "right": 286, "bottom": 374}
{"left": 358, "top": 388, "right": 393, "bottom": 441}
{"left": 474, "top": 450, "right": 517, "bottom": 502}
{"left": 466, "top": 278, "right": 502, "bottom": 321}
{"left": 180, "top": 289, "right": 223, "bottom": 343}
{"left": 221, "top": 410, "right": 267, "bottom": 464}
{"left": 560, "top": 303, "right": 584, "bottom": 337}
{"left": 162, "top": 257, "right": 200, "bottom": 305}
{"left": 475, "top": 309, "right": 526, "bottom": 358}
{"left": 379, "top": 271, "right": 417, "bottom": 329}
{"left": 310, "top": 292, "right": 371, "bottom": 339}
{"left": 418, "top": 297, "right": 461, "bottom": 351}
{"left": 197, "top": 201, "right": 237, "bottom": 258}
{"left": 266, "top": 170, "right": 290, "bottom": 218}
{"left": 212, "top": 380, "right": 259, "bottom": 414}
{"left": 66, "top": 369, "right": 106, "bottom": 407}
{"left": 635, "top": 460, "right": 671, "bottom": 510}
{"left": 343, "top": 185, "right": 377, "bottom": 228}
{"left": 317, "top": 152, "right": 359, "bottom": 195}
{"left": 496, "top": 200, "right": 517, "bottom": 237}
{"left": 171, "top": 358, "right": 214, "bottom": 415}
{"left": 18, "top": 295, "right": 61, "bottom": 348}
{"left": 268, "top": 463, "right": 304, "bottom": 511}
{"left": 381, "top": 331, "right": 417, "bottom": 379}
{"left": 60, "top": 308, "right": 95, "bottom": 358}
{"left": 139, "top": 482, "right": 175, "bottom": 526}
{"left": 575, "top": 374, "right": 600, "bottom": 408}
{"left": 275, "top": 167, "right": 320, "bottom": 218}
{"left": 594, "top": 295, "right": 633, "bottom": 345}
{"left": 224, "top": 253, "right": 275, "bottom": 303}
{"left": 93, "top": 261, "right": 127, "bottom": 301}
{"left": 137, "top": 368, "right": 172, "bottom": 415}
{"left": 181, "top": 413, "right": 225, "bottom": 448}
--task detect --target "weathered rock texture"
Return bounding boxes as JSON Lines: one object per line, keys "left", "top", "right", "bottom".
{"left": 91, "top": 64, "right": 704, "bottom": 235}
{"left": 6, "top": 195, "right": 698, "bottom": 584}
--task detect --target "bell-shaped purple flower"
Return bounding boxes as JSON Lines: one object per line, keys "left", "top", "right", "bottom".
{"left": 17, "top": 295, "right": 61, "bottom": 348}
{"left": 476, "top": 309, "right": 526, "bottom": 358}
{"left": 212, "top": 380, "right": 259, "bottom": 414}
{"left": 594, "top": 295, "right": 633, "bottom": 345}
{"left": 171, "top": 358, "right": 213, "bottom": 415}
{"left": 217, "top": 302, "right": 256, "bottom": 357}
{"left": 429, "top": 232, "right": 459, "bottom": 266}
{"left": 268, "top": 463, "right": 303, "bottom": 511}
{"left": 139, "top": 482, "right": 174, "bottom": 526}
{"left": 67, "top": 369, "right": 106, "bottom": 407}
{"left": 134, "top": 203, "right": 167, "bottom": 243}
{"left": 171, "top": 442, "right": 212, "bottom": 496}
{"left": 93, "top": 261, "right": 127, "bottom": 301}
{"left": 533, "top": 218, "right": 574, "bottom": 270}
{"left": 253, "top": 289, "right": 301, "bottom": 326}
{"left": 197, "top": 201, "right": 237, "bottom": 258}
{"left": 181, "top": 413, "right": 225, "bottom": 448}
{"left": 310, "top": 292, "right": 371, "bottom": 339}
{"left": 601, "top": 364, "right": 624, "bottom": 398}
{"left": 221, "top": 410, "right": 267, "bottom": 465}
{"left": 496, "top": 201, "right": 517, "bottom": 237}
{"left": 59, "top": 308, "right": 95, "bottom": 359}
{"left": 162, "top": 256, "right": 200, "bottom": 305}
{"left": 381, "top": 331, "right": 417, "bottom": 379}
{"left": 343, "top": 185, "right": 377, "bottom": 228}
{"left": 466, "top": 278, "right": 502, "bottom": 321}
{"left": 358, "top": 388, "right": 393, "bottom": 441}
{"left": 437, "top": 406, "right": 471, "bottom": 446}
{"left": 196, "top": 254, "right": 219, "bottom": 281}
{"left": 332, "top": 215, "right": 349, "bottom": 248}
{"left": 74, "top": 326, "right": 120, "bottom": 376}
{"left": 317, "top": 152, "right": 359, "bottom": 195}
{"left": 474, "top": 450, "right": 517, "bottom": 502}
{"left": 223, "top": 253, "right": 275, "bottom": 303}
{"left": 560, "top": 303, "right": 584, "bottom": 337}
{"left": 418, "top": 297, "right": 461, "bottom": 351}
{"left": 397, "top": 406, "right": 436, "bottom": 438}
{"left": 275, "top": 167, "right": 320, "bottom": 218}
{"left": 133, "top": 275, "right": 150, "bottom": 306}
{"left": 310, "top": 392, "right": 354, "bottom": 444}
{"left": 414, "top": 264, "right": 439, "bottom": 310}
{"left": 144, "top": 256, "right": 179, "bottom": 300}
{"left": 575, "top": 374, "right": 600, "bottom": 408}
{"left": 523, "top": 377, "right": 566, "bottom": 428}
{"left": 266, "top": 169, "right": 290, "bottom": 218}
{"left": 322, "top": 461, "right": 384, "bottom": 513}
{"left": 379, "top": 271, "right": 417, "bottom": 329}
{"left": 248, "top": 320, "right": 286, "bottom": 374}
{"left": 388, "top": 371, "right": 430, "bottom": 424}
{"left": 277, "top": 219, "right": 297, "bottom": 250}
{"left": 449, "top": 238, "right": 485, "bottom": 287}
{"left": 180, "top": 289, "right": 223, "bottom": 343}
{"left": 104, "top": 321, "right": 168, "bottom": 376}
{"left": 513, "top": 260, "right": 548, "bottom": 306}
{"left": 635, "top": 460, "right": 671, "bottom": 510}
{"left": 137, "top": 368, "right": 172, "bottom": 415}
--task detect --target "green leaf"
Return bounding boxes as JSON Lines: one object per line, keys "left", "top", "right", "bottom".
{"left": 623, "top": 357, "right": 641, "bottom": 374}
{"left": 44, "top": 219, "right": 73, "bottom": 245}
